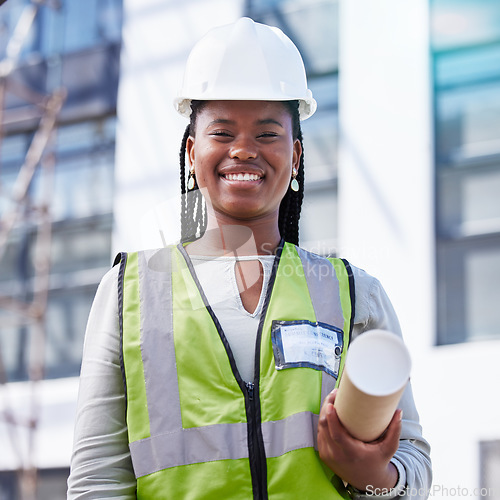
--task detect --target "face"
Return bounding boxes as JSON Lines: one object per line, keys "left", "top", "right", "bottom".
{"left": 186, "top": 100, "right": 302, "bottom": 223}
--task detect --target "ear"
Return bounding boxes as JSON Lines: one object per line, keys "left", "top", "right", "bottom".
{"left": 292, "top": 138, "right": 302, "bottom": 171}
{"left": 186, "top": 135, "right": 195, "bottom": 168}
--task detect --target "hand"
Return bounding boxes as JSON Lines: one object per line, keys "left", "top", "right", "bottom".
{"left": 317, "top": 389, "right": 402, "bottom": 492}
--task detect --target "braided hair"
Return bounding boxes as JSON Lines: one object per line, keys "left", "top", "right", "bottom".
{"left": 179, "top": 100, "right": 305, "bottom": 245}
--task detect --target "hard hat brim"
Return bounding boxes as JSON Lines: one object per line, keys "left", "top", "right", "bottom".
{"left": 174, "top": 97, "right": 317, "bottom": 121}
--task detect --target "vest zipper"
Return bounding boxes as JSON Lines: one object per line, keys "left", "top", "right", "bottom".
{"left": 245, "top": 379, "right": 267, "bottom": 500}
{"left": 245, "top": 241, "right": 284, "bottom": 499}
{"left": 178, "top": 241, "right": 284, "bottom": 500}
{"left": 246, "top": 382, "right": 254, "bottom": 400}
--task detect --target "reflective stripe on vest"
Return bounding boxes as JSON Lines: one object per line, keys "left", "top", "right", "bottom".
{"left": 118, "top": 242, "right": 354, "bottom": 498}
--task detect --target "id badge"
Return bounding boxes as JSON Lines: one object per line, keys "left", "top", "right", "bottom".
{"left": 271, "top": 320, "right": 344, "bottom": 378}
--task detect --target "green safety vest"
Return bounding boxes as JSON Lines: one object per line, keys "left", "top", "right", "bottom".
{"left": 117, "top": 241, "right": 355, "bottom": 499}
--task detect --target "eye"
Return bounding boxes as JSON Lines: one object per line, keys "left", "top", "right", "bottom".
{"left": 257, "top": 132, "right": 279, "bottom": 139}
{"left": 209, "top": 130, "right": 233, "bottom": 139}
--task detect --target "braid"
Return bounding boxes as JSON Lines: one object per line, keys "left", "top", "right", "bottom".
{"left": 179, "top": 100, "right": 304, "bottom": 245}
{"left": 179, "top": 101, "right": 207, "bottom": 243}
{"left": 278, "top": 103, "right": 304, "bottom": 246}
{"left": 179, "top": 125, "right": 190, "bottom": 240}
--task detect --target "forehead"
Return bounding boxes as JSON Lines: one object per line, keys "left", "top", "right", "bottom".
{"left": 195, "top": 100, "right": 293, "bottom": 126}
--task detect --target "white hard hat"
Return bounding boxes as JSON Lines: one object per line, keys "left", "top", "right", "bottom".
{"left": 174, "top": 17, "right": 317, "bottom": 120}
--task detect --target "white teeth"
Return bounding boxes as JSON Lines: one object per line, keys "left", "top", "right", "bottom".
{"left": 225, "top": 173, "right": 260, "bottom": 181}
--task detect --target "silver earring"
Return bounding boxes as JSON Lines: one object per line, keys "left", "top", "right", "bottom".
{"left": 290, "top": 169, "right": 299, "bottom": 192}
{"left": 187, "top": 169, "right": 196, "bottom": 191}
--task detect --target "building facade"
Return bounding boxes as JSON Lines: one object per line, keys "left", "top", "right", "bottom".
{"left": 0, "top": 0, "right": 499, "bottom": 498}
{"left": 0, "top": 0, "right": 122, "bottom": 497}
{"left": 340, "top": 0, "right": 500, "bottom": 496}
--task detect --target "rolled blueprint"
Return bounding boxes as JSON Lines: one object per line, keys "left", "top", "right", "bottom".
{"left": 334, "top": 329, "right": 411, "bottom": 442}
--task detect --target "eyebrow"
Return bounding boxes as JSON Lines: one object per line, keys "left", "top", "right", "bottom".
{"left": 257, "top": 119, "right": 284, "bottom": 128}
{"left": 207, "top": 118, "right": 284, "bottom": 128}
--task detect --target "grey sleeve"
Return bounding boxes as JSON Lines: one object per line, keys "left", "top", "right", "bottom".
{"left": 349, "top": 266, "right": 432, "bottom": 500}
{"left": 67, "top": 266, "right": 136, "bottom": 499}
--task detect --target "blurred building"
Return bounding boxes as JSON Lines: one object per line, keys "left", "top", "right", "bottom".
{"left": 0, "top": 0, "right": 122, "bottom": 497}
{"left": 340, "top": 0, "right": 500, "bottom": 496}
{"left": 0, "top": 0, "right": 499, "bottom": 498}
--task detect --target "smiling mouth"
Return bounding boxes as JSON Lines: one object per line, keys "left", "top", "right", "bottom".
{"left": 223, "top": 173, "right": 262, "bottom": 182}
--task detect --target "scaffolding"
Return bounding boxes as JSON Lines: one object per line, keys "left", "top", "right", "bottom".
{"left": 0, "top": 1, "right": 65, "bottom": 499}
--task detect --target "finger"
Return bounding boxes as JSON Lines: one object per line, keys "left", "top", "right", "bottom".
{"left": 325, "top": 404, "right": 355, "bottom": 445}
{"left": 378, "top": 409, "right": 402, "bottom": 455}
{"left": 386, "top": 409, "right": 403, "bottom": 438}
{"left": 318, "top": 400, "right": 333, "bottom": 435}
{"left": 328, "top": 388, "right": 338, "bottom": 404}
{"left": 320, "top": 389, "right": 337, "bottom": 414}
{"left": 317, "top": 404, "right": 336, "bottom": 459}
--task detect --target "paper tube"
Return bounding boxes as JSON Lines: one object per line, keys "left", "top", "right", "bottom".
{"left": 334, "top": 329, "right": 411, "bottom": 442}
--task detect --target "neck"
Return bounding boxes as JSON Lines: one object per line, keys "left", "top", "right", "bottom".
{"left": 186, "top": 210, "right": 282, "bottom": 256}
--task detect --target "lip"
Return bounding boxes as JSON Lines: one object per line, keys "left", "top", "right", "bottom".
{"left": 220, "top": 174, "right": 264, "bottom": 189}
{"left": 218, "top": 165, "right": 265, "bottom": 185}
{"left": 222, "top": 172, "right": 262, "bottom": 181}
{"left": 219, "top": 164, "right": 264, "bottom": 175}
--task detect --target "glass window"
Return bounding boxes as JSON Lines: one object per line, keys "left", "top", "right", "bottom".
{"left": 436, "top": 82, "right": 500, "bottom": 165}
{"left": 0, "top": 471, "right": 16, "bottom": 500}
{"left": 0, "top": 284, "right": 99, "bottom": 381}
{"left": 98, "top": 0, "right": 124, "bottom": 44}
{"left": 1, "top": 117, "right": 116, "bottom": 380}
{"left": 38, "top": 469, "right": 71, "bottom": 500}
{"left": 480, "top": 440, "right": 500, "bottom": 499}
{"left": 0, "top": 215, "right": 113, "bottom": 283}
{"left": 438, "top": 164, "right": 500, "bottom": 238}
{"left": 465, "top": 248, "right": 500, "bottom": 340}
{"left": 301, "top": 101, "right": 338, "bottom": 184}
{"left": 0, "top": 214, "right": 112, "bottom": 381}
{"left": 2, "top": 118, "right": 116, "bottom": 222}
{"left": 436, "top": 239, "right": 500, "bottom": 346}
{"left": 49, "top": 217, "right": 113, "bottom": 275}
{"left": 0, "top": 229, "right": 33, "bottom": 287}
{"left": 0, "top": 0, "right": 120, "bottom": 386}
{"left": 0, "top": 0, "right": 33, "bottom": 59}
{"left": 435, "top": 44, "right": 500, "bottom": 87}
{"left": 61, "top": 0, "right": 100, "bottom": 54}
{"left": 0, "top": 319, "right": 29, "bottom": 381}
{"left": 48, "top": 0, "right": 122, "bottom": 55}
{"left": 46, "top": 150, "right": 115, "bottom": 220}
{"left": 44, "top": 287, "right": 98, "bottom": 379}
{"left": 431, "top": 0, "right": 500, "bottom": 50}
{"left": 1, "top": 0, "right": 123, "bottom": 60}
{"left": 55, "top": 118, "right": 116, "bottom": 153}
{"left": 0, "top": 166, "right": 20, "bottom": 216}
{"left": 300, "top": 186, "right": 338, "bottom": 255}
{"left": 0, "top": 133, "right": 28, "bottom": 163}
{"left": 433, "top": 0, "right": 500, "bottom": 344}
{"left": 248, "top": 0, "right": 339, "bottom": 75}
{"left": 0, "top": 468, "right": 69, "bottom": 500}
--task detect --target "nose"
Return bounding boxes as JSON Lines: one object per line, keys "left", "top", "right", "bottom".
{"left": 229, "top": 136, "right": 257, "bottom": 160}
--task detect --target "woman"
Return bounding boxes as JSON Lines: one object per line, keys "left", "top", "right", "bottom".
{"left": 68, "top": 18, "right": 431, "bottom": 499}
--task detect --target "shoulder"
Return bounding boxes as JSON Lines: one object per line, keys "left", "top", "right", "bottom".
{"left": 114, "top": 246, "right": 177, "bottom": 261}
{"left": 350, "top": 263, "right": 383, "bottom": 304}
{"left": 113, "top": 246, "right": 177, "bottom": 273}
{"left": 95, "top": 264, "right": 120, "bottom": 298}
{"left": 346, "top": 263, "right": 403, "bottom": 339}
{"left": 291, "top": 244, "right": 342, "bottom": 269}
{"left": 85, "top": 264, "right": 120, "bottom": 326}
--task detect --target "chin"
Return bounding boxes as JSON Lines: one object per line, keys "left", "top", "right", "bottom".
{"left": 219, "top": 205, "right": 271, "bottom": 221}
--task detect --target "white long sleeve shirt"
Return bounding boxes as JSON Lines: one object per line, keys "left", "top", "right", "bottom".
{"left": 67, "top": 254, "right": 431, "bottom": 499}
